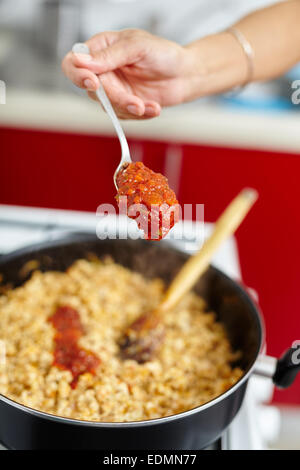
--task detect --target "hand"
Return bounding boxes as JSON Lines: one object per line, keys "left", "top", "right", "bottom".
{"left": 62, "top": 29, "right": 195, "bottom": 119}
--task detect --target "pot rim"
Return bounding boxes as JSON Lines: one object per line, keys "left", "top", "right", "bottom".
{"left": 0, "top": 235, "right": 265, "bottom": 428}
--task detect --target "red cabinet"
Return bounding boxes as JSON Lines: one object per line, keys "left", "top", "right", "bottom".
{"left": 180, "top": 143, "right": 300, "bottom": 405}
{"left": 1, "top": 125, "right": 299, "bottom": 404}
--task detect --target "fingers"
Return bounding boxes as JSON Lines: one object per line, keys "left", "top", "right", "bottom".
{"left": 143, "top": 101, "right": 161, "bottom": 118}
{"left": 100, "top": 73, "right": 145, "bottom": 115}
{"left": 62, "top": 52, "right": 99, "bottom": 90}
{"left": 72, "top": 39, "right": 138, "bottom": 76}
{"left": 87, "top": 90, "right": 161, "bottom": 120}
{"left": 62, "top": 29, "right": 162, "bottom": 120}
{"left": 61, "top": 31, "right": 140, "bottom": 92}
{"left": 86, "top": 91, "right": 100, "bottom": 102}
{"left": 63, "top": 50, "right": 161, "bottom": 119}
{"left": 89, "top": 71, "right": 161, "bottom": 119}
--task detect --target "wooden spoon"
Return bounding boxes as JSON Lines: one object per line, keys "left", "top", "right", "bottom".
{"left": 119, "top": 188, "right": 258, "bottom": 363}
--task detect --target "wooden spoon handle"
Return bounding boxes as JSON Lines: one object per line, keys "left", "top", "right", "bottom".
{"left": 160, "top": 188, "right": 258, "bottom": 312}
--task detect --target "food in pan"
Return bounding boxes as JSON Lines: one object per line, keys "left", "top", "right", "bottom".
{"left": 49, "top": 306, "right": 100, "bottom": 389}
{"left": 116, "top": 161, "right": 179, "bottom": 240}
{"left": 0, "top": 258, "right": 242, "bottom": 422}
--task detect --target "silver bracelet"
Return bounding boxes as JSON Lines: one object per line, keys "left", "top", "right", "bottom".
{"left": 227, "top": 27, "right": 255, "bottom": 91}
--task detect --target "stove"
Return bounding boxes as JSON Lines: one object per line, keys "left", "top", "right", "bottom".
{"left": 0, "top": 204, "right": 280, "bottom": 450}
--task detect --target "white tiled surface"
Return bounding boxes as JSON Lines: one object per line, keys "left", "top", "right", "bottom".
{"left": 271, "top": 406, "right": 300, "bottom": 450}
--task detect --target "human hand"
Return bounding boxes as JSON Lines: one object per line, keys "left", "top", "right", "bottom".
{"left": 62, "top": 29, "right": 196, "bottom": 119}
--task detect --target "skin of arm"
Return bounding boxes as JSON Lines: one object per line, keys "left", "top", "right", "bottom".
{"left": 186, "top": 0, "right": 300, "bottom": 100}
{"left": 62, "top": 0, "right": 300, "bottom": 119}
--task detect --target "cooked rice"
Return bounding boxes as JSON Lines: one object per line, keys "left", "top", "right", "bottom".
{"left": 0, "top": 258, "right": 243, "bottom": 422}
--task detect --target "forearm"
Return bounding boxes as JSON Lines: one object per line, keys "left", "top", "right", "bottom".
{"left": 185, "top": 0, "right": 300, "bottom": 99}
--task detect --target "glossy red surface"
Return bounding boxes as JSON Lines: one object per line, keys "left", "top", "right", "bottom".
{"left": 49, "top": 306, "right": 100, "bottom": 388}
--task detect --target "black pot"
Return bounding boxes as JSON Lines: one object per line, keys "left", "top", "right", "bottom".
{"left": 0, "top": 234, "right": 298, "bottom": 450}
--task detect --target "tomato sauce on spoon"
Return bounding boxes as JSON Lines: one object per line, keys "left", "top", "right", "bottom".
{"left": 116, "top": 162, "right": 179, "bottom": 240}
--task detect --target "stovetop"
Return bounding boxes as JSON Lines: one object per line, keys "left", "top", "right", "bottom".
{"left": 0, "top": 205, "right": 280, "bottom": 450}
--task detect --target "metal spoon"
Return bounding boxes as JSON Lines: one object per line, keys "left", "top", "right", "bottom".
{"left": 72, "top": 43, "right": 132, "bottom": 189}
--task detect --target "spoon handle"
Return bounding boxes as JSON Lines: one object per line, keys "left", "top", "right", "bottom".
{"left": 72, "top": 43, "right": 131, "bottom": 163}
{"left": 160, "top": 188, "right": 258, "bottom": 312}
{"left": 95, "top": 83, "right": 131, "bottom": 162}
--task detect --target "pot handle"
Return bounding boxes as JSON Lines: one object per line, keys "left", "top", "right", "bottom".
{"left": 273, "top": 347, "right": 300, "bottom": 388}
{"left": 255, "top": 344, "right": 300, "bottom": 389}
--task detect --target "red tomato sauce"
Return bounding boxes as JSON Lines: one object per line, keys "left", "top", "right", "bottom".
{"left": 116, "top": 162, "right": 179, "bottom": 240}
{"left": 49, "top": 306, "right": 100, "bottom": 389}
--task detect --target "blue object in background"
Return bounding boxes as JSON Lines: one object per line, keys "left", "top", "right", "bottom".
{"left": 219, "top": 63, "right": 300, "bottom": 113}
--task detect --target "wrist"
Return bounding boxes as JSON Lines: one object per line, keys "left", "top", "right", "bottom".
{"left": 183, "top": 32, "right": 249, "bottom": 101}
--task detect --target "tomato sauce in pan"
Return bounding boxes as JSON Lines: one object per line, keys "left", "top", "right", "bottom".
{"left": 116, "top": 162, "right": 179, "bottom": 240}
{"left": 49, "top": 306, "right": 100, "bottom": 388}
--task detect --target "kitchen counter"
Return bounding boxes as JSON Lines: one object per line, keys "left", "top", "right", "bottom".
{"left": 0, "top": 204, "right": 241, "bottom": 279}
{"left": 1, "top": 88, "right": 300, "bottom": 153}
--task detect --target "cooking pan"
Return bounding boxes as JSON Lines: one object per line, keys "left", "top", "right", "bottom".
{"left": 0, "top": 234, "right": 298, "bottom": 450}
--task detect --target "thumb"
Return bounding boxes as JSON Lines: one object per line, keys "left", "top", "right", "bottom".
{"left": 73, "top": 40, "right": 138, "bottom": 75}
